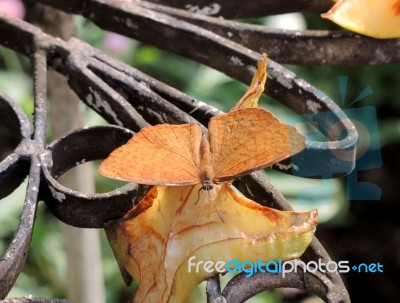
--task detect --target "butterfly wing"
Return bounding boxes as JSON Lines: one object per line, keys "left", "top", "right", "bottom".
{"left": 99, "top": 123, "right": 202, "bottom": 186}
{"left": 209, "top": 108, "right": 305, "bottom": 182}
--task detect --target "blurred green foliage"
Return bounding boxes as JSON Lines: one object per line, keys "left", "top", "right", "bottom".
{"left": 0, "top": 10, "right": 399, "bottom": 303}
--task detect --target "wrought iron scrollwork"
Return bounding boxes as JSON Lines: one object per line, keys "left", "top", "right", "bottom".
{"left": 2, "top": 0, "right": 396, "bottom": 301}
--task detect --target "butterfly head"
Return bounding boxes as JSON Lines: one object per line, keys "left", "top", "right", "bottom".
{"left": 201, "top": 182, "right": 214, "bottom": 191}
{"left": 200, "top": 169, "right": 215, "bottom": 191}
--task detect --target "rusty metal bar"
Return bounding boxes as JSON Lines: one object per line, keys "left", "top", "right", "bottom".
{"left": 0, "top": 48, "right": 48, "bottom": 297}
{"left": 142, "top": 1, "right": 400, "bottom": 65}
{"left": 38, "top": 0, "right": 333, "bottom": 18}
{"left": 206, "top": 276, "right": 224, "bottom": 303}
{"left": 0, "top": 93, "right": 31, "bottom": 198}
{"left": 222, "top": 260, "right": 341, "bottom": 302}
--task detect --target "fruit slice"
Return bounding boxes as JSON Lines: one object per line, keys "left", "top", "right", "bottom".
{"left": 105, "top": 184, "right": 317, "bottom": 303}
{"left": 322, "top": 0, "right": 400, "bottom": 39}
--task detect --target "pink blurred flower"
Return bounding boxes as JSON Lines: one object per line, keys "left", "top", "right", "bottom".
{"left": 103, "top": 32, "right": 130, "bottom": 53}
{"left": 0, "top": 0, "right": 25, "bottom": 19}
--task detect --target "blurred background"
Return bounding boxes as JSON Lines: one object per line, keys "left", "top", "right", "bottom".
{"left": 0, "top": 0, "right": 399, "bottom": 302}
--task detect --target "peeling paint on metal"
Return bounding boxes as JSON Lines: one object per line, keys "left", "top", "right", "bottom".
{"left": 189, "top": 100, "right": 212, "bottom": 115}
{"left": 247, "top": 65, "right": 257, "bottom": 73}
{"left": 185, "top": 3, "right": 221, "bottom": 15}
{"left": 49, "top": 185, "right": 66, "bottom": 202}
{"left": 87, "top": 87, "right": 123, "bottom": 126}
{"left": 276, "top": 163, "right": 299, "bottom": 171}
{"left": 230, "top": 56, "right": 244, "bottom": 66}
{"left": 306, "top": 99, "right": 321, "bottom": 113}
{"left": 269, "top": 70, "right": 294, "bottom": 89}
{"left": 76, "top": 159, "right": 86, "bottom": 166}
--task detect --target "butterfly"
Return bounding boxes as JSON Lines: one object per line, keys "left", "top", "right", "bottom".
{"left": 99, "top": 107, "right": 306, "bottom": 190}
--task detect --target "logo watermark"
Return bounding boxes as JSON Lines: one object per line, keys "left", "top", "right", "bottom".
{"left": 187, "top": 256, "right": 383, "bottom": 278}
{"left": 286, "top": 76, "right": 382, "bottom": 203}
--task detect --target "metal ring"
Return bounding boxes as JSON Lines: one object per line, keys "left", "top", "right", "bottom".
{"left": 0, "top": 92, "right": 31, "bottom": 199}
{"left": 40, "top": 125, "right": 149, "bottom": 228}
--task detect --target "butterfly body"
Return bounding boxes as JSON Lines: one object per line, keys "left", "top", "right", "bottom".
{"left": 198, "top": 133, "right": 216, "bottom": 190}
{"left": 99, "top": 108, "right": 306, "bottom": 189}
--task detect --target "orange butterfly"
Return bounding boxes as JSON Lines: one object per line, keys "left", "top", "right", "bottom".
{"left": 99, "top": 107, "right": 305, "bottom": 190}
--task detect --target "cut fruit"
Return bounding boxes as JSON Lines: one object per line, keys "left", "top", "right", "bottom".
{"left": 322, "top": 0, "right": 400, "bottom": 39}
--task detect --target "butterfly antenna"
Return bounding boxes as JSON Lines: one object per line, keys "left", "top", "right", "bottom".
{"left": 195, "top": 199, "right": 206, "bottom": 226}
{"left": 195, "top": 187, "right": 206, "bottom": 226}
{"left": 195, "top": 187, "right": 202, "bottom": 205}
{"left": 209, "top": 189, "right": 224, "bottom": 223}
{"left": 195, "top": 187, "right": 224, "bottom": 224}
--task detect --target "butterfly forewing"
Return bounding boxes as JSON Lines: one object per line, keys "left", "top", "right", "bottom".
{"left": 99, "top": 123, "right": 202, "bottom": 185}
{"left": 209, "top": 108, "right": 306, "bottom": 182}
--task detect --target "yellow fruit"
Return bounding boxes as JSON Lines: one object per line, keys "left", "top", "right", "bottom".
{"left": 322, "top": 0, "right": 400, "bottom": 39}
{"left": 106, "top": 184, "right": 317, "bottom": 303}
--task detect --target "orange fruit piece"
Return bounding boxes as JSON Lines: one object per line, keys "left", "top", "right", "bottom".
{"left": 230, "top": 53, "right": 267, "bottom": 111}
{"left": 105, "top": 184, "right": 317, "bottom": 303}
{"left": 322, "top": 0, "right": 400, "bottom": 39}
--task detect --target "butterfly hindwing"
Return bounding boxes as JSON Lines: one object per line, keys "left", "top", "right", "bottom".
{"left": 99, "top": 123, "right": 202, "bottom": 185}
{"left": 209, "top": 108, "right": 306, "bottom": 182}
